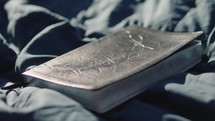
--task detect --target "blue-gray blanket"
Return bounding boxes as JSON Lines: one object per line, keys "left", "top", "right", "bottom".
{"left": 1, "top": 0, "right": 215, "bottom": 121}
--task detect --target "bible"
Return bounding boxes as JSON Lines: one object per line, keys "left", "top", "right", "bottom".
{"left": 22, "top": 25, "right": 202, "bottom": 113}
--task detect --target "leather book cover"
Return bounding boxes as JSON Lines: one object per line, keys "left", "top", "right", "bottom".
{"left": 22, "top": 25, "right": 202, "bottom": 112}
{"left": 23, "top": 26, "right": 202, "bottom": 89}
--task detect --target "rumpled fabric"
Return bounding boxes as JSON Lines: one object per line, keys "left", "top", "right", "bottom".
{"left": 1, "top": 0, "right": 215, "bottom": 121}
{"left": 0, "top": 81, "right": 100, "bottom": 121}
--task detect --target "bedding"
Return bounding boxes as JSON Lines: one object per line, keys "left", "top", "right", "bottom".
{"left": 0, "top": 0, "right": 215, "bottom": 121}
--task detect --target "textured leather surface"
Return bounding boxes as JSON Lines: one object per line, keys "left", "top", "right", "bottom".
{"left": 23, "top": 26, "right": 202, "bottom": 90}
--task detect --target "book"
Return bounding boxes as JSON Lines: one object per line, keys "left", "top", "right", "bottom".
{"left": 22, "top": 25, "right": 202, "bottom": 113}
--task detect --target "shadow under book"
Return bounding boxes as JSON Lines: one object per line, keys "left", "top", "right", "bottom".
{"left": 23, "top": 25, "right": 202, "bottom": 113}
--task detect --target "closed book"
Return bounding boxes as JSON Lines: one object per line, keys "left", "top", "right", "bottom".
{"left": 23, "top": 25, "right": 202, "bottom": 113}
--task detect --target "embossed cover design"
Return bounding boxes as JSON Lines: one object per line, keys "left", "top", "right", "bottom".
{"left": 23, "top": 26, "right": 202, "bottom": 89}
{"left": 23, "top": 25, "right": 202, "bottom": 113}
